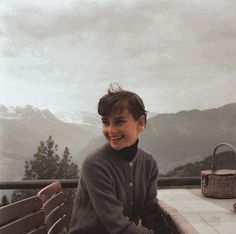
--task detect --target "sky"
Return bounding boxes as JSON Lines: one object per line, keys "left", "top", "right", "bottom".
{"left": 0, "top": 0, "right": 235, "bottom": 123}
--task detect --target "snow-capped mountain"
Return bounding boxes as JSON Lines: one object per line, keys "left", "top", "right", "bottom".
{"left": 55, "top": 110, "right": 101, "bottom": 126}
{"left": 0, "top": 105, "right": 101, "bottom": 182}
{"left": 0, "top": 105, "right": 57, "bottom": 121}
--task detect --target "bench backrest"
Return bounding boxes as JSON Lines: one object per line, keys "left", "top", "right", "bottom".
{"left": 37, "top": 181, "right": 67, "bottom": 234}
{"left": 0, "top": 196, "right": 46, "bottom": 234}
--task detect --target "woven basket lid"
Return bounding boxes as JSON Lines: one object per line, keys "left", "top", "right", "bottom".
{"left": 213, "top": 169, "right": 236, "bottom": 175}
{"left": 201, "top": 169, "right": 236, "bottom": 176}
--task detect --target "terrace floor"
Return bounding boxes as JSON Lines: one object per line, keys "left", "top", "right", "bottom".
{"left": 158, "top": 188, "right": 236, "bottom": 234}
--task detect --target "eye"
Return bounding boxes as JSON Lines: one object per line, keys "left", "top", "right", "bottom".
{"left": 115, "top": 119, "right": 125, "bottom": 125}
{"left": 102, "top": 120, "right": 109, "bottom": 126}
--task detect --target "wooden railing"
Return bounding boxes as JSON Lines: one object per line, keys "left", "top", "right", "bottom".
{"left": 0, "top": 177, "right": 201, "bottom": 190}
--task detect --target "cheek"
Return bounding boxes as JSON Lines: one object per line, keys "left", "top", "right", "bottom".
{"left": 103, "top": 130, "right": 107, "bottom": 136}
{"left": 128, "top": 128, "right": 138, "bottom": 138}
{"left": 102, "top": 127, "right": 107, "bottom": 136}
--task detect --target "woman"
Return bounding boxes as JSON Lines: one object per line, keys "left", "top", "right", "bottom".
{"left": 69, "top": 85, "right": 170, "bottom": 234}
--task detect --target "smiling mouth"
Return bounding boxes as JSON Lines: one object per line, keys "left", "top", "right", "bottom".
{"left": 109, "top": 136, "right": 123, "bottom": 142}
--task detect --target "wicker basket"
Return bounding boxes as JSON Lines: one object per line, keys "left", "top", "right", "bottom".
{"left": 201, "top": 143, "right": 236, "bottom": 199}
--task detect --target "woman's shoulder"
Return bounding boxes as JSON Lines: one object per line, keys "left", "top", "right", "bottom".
{"left": 136, "top": 147, "right": 158, "bottom": 177}
{"left": 83, "top": 143, "right": 112, "bottom": 167}
{"left": 138, "top": 147, "right": 156, "bottom": 161}
{"left": 80, "top": 144, "right": 115, "bottom": 182}
{"left": 137, "top": 147, "right": 158, "bottom": 169}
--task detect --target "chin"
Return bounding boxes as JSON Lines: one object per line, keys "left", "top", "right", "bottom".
{"left": 111, "top": 146, "right": 123, "bottom": 150}
{"left": 110, "top": 144, "right": 125, "bottom": 150}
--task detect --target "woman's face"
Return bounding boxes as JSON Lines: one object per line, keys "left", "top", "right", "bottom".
{"left": 101, "top": 108, "right": 145, "bottom": 150}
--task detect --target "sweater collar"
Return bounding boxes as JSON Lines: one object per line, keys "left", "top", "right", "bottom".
{"left": 113, "top": 139, "right": 139, "bottom": 161}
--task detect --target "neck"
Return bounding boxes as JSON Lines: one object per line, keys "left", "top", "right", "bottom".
{"left": 115, "top": 139, "right": 139, "bottom": 161}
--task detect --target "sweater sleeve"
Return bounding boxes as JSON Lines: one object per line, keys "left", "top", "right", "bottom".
{"left": 140, "top": 161, "right": 171, "bottom": 234}
{"left": 82, "top": 158, "right": 154, "bottom": 234}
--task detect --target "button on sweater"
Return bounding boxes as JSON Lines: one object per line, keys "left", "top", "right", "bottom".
{"left": 69, "top": 142, "right": 163, "bottom": 234}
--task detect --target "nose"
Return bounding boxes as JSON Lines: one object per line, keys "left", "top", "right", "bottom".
{"left": 107, "top": 124, "right": 117, "bottom": 134}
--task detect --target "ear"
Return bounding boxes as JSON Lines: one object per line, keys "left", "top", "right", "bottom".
{"left": 137, "top": 115, "right": 146, "bottom": 133}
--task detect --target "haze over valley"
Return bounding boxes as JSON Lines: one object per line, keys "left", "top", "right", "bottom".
{"left": 1, "top": 102, "right": 236, "bottom": 183}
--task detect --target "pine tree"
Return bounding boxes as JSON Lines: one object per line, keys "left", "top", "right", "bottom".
{"left": 11, "top": 135, "right": 79, "bottom": 224}
{"left": 9, "top": 135, "right": 79, "bottom": 228}
{"left": 57, "top": 146, "right": 79, "bottom": 221}
{"left": 58, "top": 147, "right": 78, "bottom": 179}
{"left": 24, "top": 136, "right": 60, "bottom": 180}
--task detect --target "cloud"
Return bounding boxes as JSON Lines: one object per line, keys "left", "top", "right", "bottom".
{"left": 0, "top": 0, "right": 235, "bottom": 115}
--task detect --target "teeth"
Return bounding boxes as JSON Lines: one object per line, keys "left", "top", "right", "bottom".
{"left": 110, "top": 136, "right": 122, "bottom": 140}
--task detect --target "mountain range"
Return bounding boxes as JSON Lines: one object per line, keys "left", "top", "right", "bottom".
{"left": 164, "top": 150, "right": 236, "bottom": 177}
{"left": 139, "top": 103, "right": 236, "bottom": 173}
{"left": 0, "top": 105, "right": 101, "bottom": 181}
{"left": 0, "top": 103, "right": 236, "bottom": 182}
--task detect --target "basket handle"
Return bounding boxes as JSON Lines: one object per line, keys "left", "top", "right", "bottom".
{"left": 211, "top": 143, "right": 236, "bottom": 171}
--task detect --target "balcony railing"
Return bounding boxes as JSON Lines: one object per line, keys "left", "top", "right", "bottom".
{"left": 0, "top": 176, "right": 201, "bottom": 190}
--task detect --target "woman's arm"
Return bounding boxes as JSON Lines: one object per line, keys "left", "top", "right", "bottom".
{"left": 140, "top": 161, "right": 171, "bottom": 234}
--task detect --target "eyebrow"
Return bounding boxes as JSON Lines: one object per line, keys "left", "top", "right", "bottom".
{"left": 114, "top": 117, "right": 127, "bottom": 120}
{"left": 102, "top": 116, "right": 127, "bottom": 120}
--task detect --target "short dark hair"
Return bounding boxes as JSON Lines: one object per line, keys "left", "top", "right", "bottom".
{"left": 98, "top": 84, "right": 147, "bottom": 124}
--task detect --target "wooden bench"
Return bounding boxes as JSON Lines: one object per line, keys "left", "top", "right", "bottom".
{"left": 0, "top": 196, "right": 46, "bottom": 234}
{"left": 0, "top": 181, "right": 68, "bottom": 234}
{"left": 37, "top": 181, "right": 67, "bottom": 234}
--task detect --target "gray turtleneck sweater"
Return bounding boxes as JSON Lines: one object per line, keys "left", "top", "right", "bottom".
{"left": 69, "top": 142, "right": 163, "bottom": 234}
